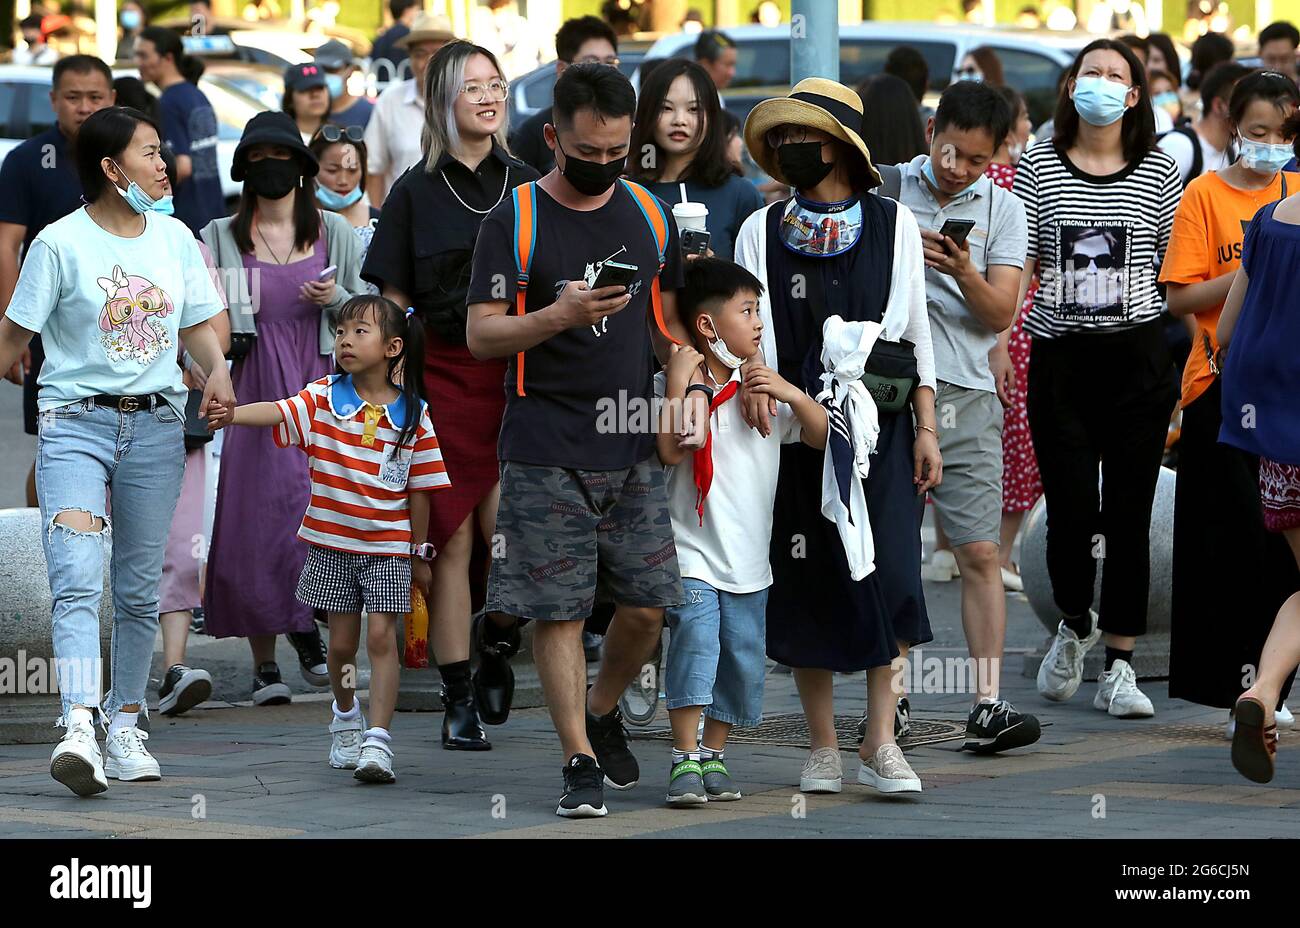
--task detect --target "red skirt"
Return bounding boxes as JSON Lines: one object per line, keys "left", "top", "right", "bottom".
{"left": 421, "top": 331, "right": 508, "bottom": 550}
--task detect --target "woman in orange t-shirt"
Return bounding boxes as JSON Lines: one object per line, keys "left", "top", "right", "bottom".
{"left": 1160, "top": 70, "right": 1300, "bottom": 721}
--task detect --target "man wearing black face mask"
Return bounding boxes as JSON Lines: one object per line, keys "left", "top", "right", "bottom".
{"left": 467, "top": 64, "right": 691, "bottom": 819}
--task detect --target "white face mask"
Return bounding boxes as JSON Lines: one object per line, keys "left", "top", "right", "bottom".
{"left": 704, "top": 315, "right": 745, "bottom": 370}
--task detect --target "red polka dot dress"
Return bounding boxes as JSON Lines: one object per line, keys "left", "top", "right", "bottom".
{"left": 986, "top": 161, "right": 1042, "bottom": 514}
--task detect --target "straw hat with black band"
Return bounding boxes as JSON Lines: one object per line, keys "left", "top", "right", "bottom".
{"left": 744, "top": 77, "right": 882, "bottom": 189}
{"left": 395, "top": 12, "right": 456, "bottom": 49}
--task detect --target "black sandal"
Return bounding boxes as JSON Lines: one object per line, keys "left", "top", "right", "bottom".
{"left": 1232, "top": 697, "right": 1278, "bottom": 784}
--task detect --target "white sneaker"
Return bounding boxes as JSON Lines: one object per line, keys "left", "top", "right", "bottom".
{"left": 921, "top": 548, "right": 960, "bottom": 582}
{"left": 1277, "top": 703, "right": 1294, "bottom": 729}
{"left": 1036, "top": 610, "right": 1100, "bottom": 702}
{"left": 799, "top": 746, "right": 842, "bottom": 793}
{"left": 104, "top": 727, "right": 162, "bottom": 781}
{"left": 1000, "top": 565, "right": 1024, "bottom": 593}
{"left": 50, "top": 715, "right": 107, "bottom": 797}
{"left": 1093, "top": 660, "right": 1154, "bottom": 719}
{"left": 354, "top": 740, "right": 396, "bottom": 784}
{"left": 858, "top": 743, "right": 922, "bottom": 794}
{"left": 328, "top": 710, "right": 366, "bottom": 769}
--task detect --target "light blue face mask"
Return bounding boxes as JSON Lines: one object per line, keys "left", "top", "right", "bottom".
{"left": 1152, "top": 90, "right": 1180, "bottom": 111}
{"left": 922, "top": 155, "right": 981, "bottom": 199}
{"left": 316, "top": 183, "right": 363, "bottom": 210}
{"left": 112, "top": 160, "right": 173, "bottom": 215}
{"left": 1238, "top": 137, "right": 1294, "bottom": 173}
{"left": 120, "top": 9, "right": 142, "bottom": 29}
{"left": 325, "top": 74, "right": 344, "bottom": 98}
{"left": 1072, "top": 76, "right": 1132, "bottom": 127}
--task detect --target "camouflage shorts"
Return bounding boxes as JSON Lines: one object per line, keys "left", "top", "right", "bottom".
{"left": 487, "top": 458, "right": 684, "bottom": 621}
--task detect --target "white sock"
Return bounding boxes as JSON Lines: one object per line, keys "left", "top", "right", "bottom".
{"left": 333, "top": 698, "right": 360, "bottom": 720}
{"left": 108, "top": 711, "right": 138, "bottom": 738}
{"left": 362, "top": 727, "right": 391, "bottom": 750}
{"left": 701, "top": 744, "right": 725, "bottom": 760}
{"left": 672, "top": 748, "right": 701, "bottom": 763}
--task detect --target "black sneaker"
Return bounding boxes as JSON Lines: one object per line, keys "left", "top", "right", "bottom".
{"left": 586, "top": 701, "right": 639, "bottom": 790}
{"left": 252, "top": 662, "right": 291, "bottom": 706}
{"left": 158, "top": 663, "right": 213, "bottom": 716}
{"left": 582, "top": 631, "right": 604, "bottom": 663}
{"left": 963, "top": 699, "right": 1041, "bottom": 754}
{"left": 189, "top": 607, "right": 207, "bottom": 636}
{"left": 856, "top": 697, "right": 911, "bottom": 744}
{"left": 557, "top": 753, "right": 607, "bottom": 818}
{"left": 287, "top": 628, "right": 329, "bottom": 687}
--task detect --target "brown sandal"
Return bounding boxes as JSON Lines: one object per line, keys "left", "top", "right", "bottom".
{"left": 1232, "top": 697, "right": 1278, "bottom": 784}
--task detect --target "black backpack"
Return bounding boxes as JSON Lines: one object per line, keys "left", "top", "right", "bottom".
{"left": 1159, "top": 124, "right": 1203, "bottom": 189}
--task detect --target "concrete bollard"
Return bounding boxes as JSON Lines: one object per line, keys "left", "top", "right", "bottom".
{"left": 0, "top": 508, "right": 115, "bottom": 744}
{"left": 1020, "top": 466, "right": 1175, "bottom": 681}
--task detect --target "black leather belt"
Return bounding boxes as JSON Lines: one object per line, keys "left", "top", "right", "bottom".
{"left": 90, "top": 393, "right": 166, "bottom": 412}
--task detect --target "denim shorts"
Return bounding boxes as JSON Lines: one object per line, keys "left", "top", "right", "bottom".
{"left": 664, "top": 579, "right": 768, "bottom": 728}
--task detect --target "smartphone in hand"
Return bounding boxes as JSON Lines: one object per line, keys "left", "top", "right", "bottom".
{"left": 939, "top": 219, "right": 976, "bottom": 248}
{"left": 317, "top": 264, "right": 338, "bottom": 282}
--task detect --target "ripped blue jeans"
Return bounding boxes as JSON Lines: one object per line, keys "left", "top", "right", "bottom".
{"left": 36, "top": 398, "right": 185, "bottom": 727}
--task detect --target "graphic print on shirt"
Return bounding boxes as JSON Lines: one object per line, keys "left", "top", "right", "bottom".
{"left": 96, "top": 265, "right": 175, "bottom": 364}
{"left": 1052, "top": 220, "right": 1133, "bottom": 322}
{"left": 551, "top": 243, "right": 643, "bottom": 339}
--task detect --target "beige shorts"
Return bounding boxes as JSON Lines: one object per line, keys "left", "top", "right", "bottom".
{"left": 929, "top": 381, "right": 1004, "bottom": 548}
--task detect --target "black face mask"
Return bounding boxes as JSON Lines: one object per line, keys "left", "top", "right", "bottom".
{"left": 244, "top": 157, "right": 301, "bottom": 200}
{"left": 555, "top": 137, "right": 626, "bottom": 197}
{"left": 777, "top": 141, "right": 833, "bottom": 190}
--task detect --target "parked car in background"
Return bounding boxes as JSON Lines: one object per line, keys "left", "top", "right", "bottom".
{"left": 508, "top": 38, "right": 654, "bottom": 125}
{"left": 640, "top": 24, "right": 1095, "bottom": 125}
{"left": 0, "top": 63, "right": 267, "bottom": 204}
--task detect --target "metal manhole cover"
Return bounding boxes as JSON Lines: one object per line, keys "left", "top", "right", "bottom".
{"left": 632, "top": 713, "right": 967, "bottom": 750}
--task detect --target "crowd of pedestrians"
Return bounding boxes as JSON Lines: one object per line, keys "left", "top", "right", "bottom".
{"left": 2, "top": 12, "right": 1300, "bottom": 814}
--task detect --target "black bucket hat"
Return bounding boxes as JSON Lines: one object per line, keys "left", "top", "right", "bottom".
{"left": 231, "top": 111, "right": 319, "bottom": 181}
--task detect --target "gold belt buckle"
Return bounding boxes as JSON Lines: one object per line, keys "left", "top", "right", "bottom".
{"left": 119, "top": 396, "right": 140, "bottom": 413}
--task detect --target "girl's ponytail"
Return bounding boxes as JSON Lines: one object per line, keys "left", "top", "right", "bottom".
{"left": 395, "top": 305, "right": 426, "bottom": 453}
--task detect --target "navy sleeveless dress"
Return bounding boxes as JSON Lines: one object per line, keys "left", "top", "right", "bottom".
{"left": 763, "top": 195, "right": 932, "bottom": 672}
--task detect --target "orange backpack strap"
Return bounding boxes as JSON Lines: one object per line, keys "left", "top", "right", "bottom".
{"left": 510, "top": 182, "right": 538, "bottom": 396}
{"left": 619, "top": 179, "right": 682, "bottom": 346}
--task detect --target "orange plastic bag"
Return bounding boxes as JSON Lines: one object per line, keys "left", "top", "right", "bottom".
{"left": 404, "top": 586, "right": 429, "bottom": 669}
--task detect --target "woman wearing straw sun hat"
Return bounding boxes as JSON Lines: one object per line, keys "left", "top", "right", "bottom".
{"left": 733, "top": 77, "right": 940, "bottom": 796}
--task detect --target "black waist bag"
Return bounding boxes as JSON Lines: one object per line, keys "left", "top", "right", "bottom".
{"left": 860, "top": 337, "right": 919, "bottom": 414}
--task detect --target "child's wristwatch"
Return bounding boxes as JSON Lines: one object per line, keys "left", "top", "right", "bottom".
{"left": 411, "top": 542, "right": 436, "bottom": 562}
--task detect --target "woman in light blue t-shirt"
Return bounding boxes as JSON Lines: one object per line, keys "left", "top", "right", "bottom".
{"left": 0, "top": 106, "right": 233, "bottom": 798}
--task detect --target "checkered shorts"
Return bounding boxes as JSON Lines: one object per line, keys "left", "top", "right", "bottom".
{"left": 295, "top": 544, "right": 412, "bottom": 614}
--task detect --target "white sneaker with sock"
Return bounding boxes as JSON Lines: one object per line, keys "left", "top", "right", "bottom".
{"left": 354, "top": 731, "right": 395, "bottom": 784}
{"left": 1037, "top": 610, "right": 1100, "bottom": 702}
{"left": 328, "top": 703, "right": 366, "bottom": 770}
{"left": 104, "top": 726, "right": 161, "bottom": 781}
{"left": 1094, "top": 659, "right": 1154, "bottom": 719}
{"left": 50, "top": 708, "right": 107, "bottom": 797}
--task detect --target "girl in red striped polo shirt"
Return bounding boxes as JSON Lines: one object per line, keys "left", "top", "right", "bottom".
{"left": 209, "top": 295, "right": 451, "bottom": 783}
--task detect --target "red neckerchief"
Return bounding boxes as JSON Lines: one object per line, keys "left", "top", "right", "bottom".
{"left": 693, "top": 379, "right": 740, "bottom": 526}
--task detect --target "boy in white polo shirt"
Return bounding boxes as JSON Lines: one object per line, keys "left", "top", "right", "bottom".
{"left": 653, "top": 258, "right": 828, "bottom": 805}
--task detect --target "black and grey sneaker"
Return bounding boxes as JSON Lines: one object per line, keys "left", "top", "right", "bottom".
{"left": 963, "top": 699, "right": 1041, "bottom": 754}
{"left": 252, "top": 662, "right": 291, "bottom": 706}
{"left": 287, "top": 628, "right": 330, "bottom": 687}
{"left": 557, "top": 753, "right": 607, "bottom": 818}
{"left": 857, "top": 697, "right": 911, "bottom": 744}
{"left": 582, "top": 631, "right": 604, "bottom": 663}
{"left": 665, "top": 758, "right": 708, "bottom": 806}
{"left": 701, "top": 756, "right": 742, "bottom": 801}
{"left": 158, "top": 663, "right": 213, "bottom": 716}
{"left": 189, "top": 607, "right": 206, "bottom": 636}
{"left": 586, "top": 701, "right": 639, "bottom": 790}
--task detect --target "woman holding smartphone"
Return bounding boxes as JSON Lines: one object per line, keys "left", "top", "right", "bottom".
{"left": 627, "top": 59, "right": 763, "bottom": 261}
{"left": 201, "top": 112, "right": 366, "bottom": 705}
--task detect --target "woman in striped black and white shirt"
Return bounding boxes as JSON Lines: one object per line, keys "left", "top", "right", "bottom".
{"left": 1012, "top": 38, "right": 1182, "bottom": 720}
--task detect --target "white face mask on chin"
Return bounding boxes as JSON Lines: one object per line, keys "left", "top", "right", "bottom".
{"left": 704, "top": 316, "right": 745, "bottom": 370}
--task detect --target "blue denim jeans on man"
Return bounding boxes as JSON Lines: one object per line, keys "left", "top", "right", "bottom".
{"left": 37, "top": 398, "right": 185, "bottom": 727}
{"left": 664, "top": 579, "right": 768, "bottom": 727}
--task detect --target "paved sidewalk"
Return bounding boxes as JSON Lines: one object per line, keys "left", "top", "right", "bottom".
{"left": 1, "top": 652, "right": 1296, "bottom": 838}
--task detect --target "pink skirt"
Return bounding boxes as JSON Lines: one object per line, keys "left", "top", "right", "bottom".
{"left": 1260, "top": 457, "right": 1300, "bottom": 533}
{"left": 159, "top": 448, "right": 206, "bottom": 613}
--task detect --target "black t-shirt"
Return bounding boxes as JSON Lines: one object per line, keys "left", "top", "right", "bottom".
{"left": 0, "top": 127, "right": 85, "bottom": 255}
{"left": 362, "top": 144, "right": 538, "bottom": 342}
{"left": 467, "top": 181, "right": 684, "bottom": 470}
{"left": 510, "top": 107, "right": 555, "bottom": 176}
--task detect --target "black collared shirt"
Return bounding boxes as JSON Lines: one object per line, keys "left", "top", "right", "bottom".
{"left": 362, "top": 143, "right": 539, "bottom": 343}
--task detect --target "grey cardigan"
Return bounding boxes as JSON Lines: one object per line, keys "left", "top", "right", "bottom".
{"left": 200, "top": 210, "right": 366, "bottom": 355}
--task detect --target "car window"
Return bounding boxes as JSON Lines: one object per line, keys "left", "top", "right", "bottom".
{"left": 522, "top": 70, "right": 556, "bottom": 112}
{"left": 198, "top": 78, "right": 265, "bottom": 141}
{"left": 26, "top": 85, "right": 57, "bottom": 136}
{"left": 991, "top": 47, "right": 1066, "bottom": 126}
{"left": 0, "top": 82, "right": 22, "bottom": 138}
{"left": 670, "top": 37, "right": 955, "bottom": 91}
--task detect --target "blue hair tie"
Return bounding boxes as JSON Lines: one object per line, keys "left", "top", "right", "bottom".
{"left": 405, "top": 306, "right": 416, "bottom": 318}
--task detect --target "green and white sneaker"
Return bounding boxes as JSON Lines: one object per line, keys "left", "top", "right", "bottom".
{"left": 701, "top": 756, "right": 741, "bottom": 801}
{"left": 665, "top": 757, "right": 708, "bottom": 806}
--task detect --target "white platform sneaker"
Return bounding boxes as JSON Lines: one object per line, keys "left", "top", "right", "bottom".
{"left": 1094, "top": 660, "right": 1155, "bottom": 719}
{"left": 50, "top": 709, "right": 107, "bottom": 797}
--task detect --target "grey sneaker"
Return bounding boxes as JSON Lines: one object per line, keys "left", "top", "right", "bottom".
{"left": 701, "top": 756, "right": 742, "bottom": 800}
{"left": 665, "top": 758, "right": 708, "bottom": 806}
{"left": 799, "top": 746, "right": 842, "bottom": 793}
{"left": 1037, "top": 610, "right": 1101, "bottom": 702}
{"left": 858, "top": 743, "right": 922, "bottom": 794}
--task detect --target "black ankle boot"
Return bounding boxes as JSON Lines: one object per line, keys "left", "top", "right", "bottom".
{"left": 472, "top": 613, "right": 519, "bottom": 725}
{"left": 441, "top": 687, "right": 490, "bottom": 751}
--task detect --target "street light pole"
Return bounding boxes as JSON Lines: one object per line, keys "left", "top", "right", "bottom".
{"left": 791, "top": 0, "right": 839, "bottom": 84}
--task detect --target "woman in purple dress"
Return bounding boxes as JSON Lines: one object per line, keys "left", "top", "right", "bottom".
{"left": 201, "top": 112, "right": 366, "bottom": 704}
